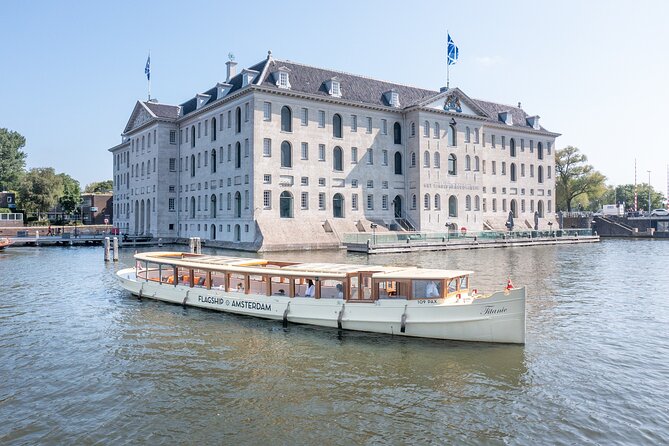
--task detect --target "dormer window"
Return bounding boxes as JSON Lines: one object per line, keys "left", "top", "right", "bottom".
{"left": 499, "top": 111, "right": 513, "bottom": 125}
{"left": 274, "top": 67, "right": 291, "bottom": 89}
{"left": 384, "top": 89, "right": 400, "bottom": 108}
{"left": 216, "top": 82, "right": 232, "bottom": 99}
{"left": 196, "top": 93, "right": 211, "bottom": 110}
{"left": 242, "top": 69, "right": 259, "bottom": 87}
{"left": 526, "top": 115, "right": 541, "bottom": 130}
{"left": 325, "top": 77, "right": 342, "bottom": 98}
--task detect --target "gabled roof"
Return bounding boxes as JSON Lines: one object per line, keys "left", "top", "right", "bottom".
{"left": 145, "top": 101, "right": 179, "bottom": 119}
{"left": 415, "top": 87, "right": 490, "bottom": 117}
{"left": 123, "top": 100, "right": 179, "bottom": 134}
{"left": 258, "top": 58, "right": 437, "bottom": 108}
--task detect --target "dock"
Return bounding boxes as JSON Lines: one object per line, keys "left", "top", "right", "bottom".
{"left": 343, "top": 229, "right": 599, "bottom": 254}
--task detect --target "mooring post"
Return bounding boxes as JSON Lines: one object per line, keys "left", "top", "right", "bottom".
{"left": 104, "top": 237, "right": 111, "bottom": 262}
{"left": 189, "top": 237, "right": 195, "bottom": 253}
{"left": 113, "top": 237, "right": 119, "bottom": 261}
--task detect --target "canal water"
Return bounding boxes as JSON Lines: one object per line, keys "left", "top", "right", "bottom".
{"left": 1, "top": 240, "right": 668, "bottom": 445}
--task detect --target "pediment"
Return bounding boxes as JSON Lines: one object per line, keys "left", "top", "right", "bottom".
{"left": 420, "top": 88, "right": 487, "bottom": 117}
{"left": 123, "top": 102, "right": 156, "bottom": 133}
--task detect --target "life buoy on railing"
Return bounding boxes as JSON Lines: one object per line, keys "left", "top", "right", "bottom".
{"left": 460, "top": 227, "right": 467, "bottom": 236}
{"left": 506, "top": 278, "right": 514, "bottom": 290}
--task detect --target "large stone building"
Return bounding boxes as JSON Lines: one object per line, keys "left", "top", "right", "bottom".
{"left": 109, "top": 52, "right": 559, "bottom": 251}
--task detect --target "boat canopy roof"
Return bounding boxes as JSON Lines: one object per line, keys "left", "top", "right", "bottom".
{"left": 135, "top": 252, "right": 473, "bottom": 280}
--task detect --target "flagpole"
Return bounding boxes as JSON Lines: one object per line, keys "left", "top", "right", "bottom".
{"left": 147, "top": 50, "right": 151, "bottom": 101}
{"left": 446, "top": 30, "right": 450, "bottom": 89}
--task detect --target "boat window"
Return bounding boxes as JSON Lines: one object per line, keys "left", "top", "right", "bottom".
{"left": 413, "top": 279, "right": 442, "bottom": 299}
{"left": 270, "top": 276, "right": 290, "bottom": 296}
{"left": 378, "top": 280, "right": 409, "bottom": 299}
{"left": 349, "top": 275, "right": 359, "bottom": 300}
{"left": 320, "top": 279, "right": 344, "bottom": 299}
{"left": 248, "top": 274, "right": 267, "bottom": 295}
{"left": 211, "top": 271, "right": 227, "bottom": 290}
{"left": 459, "top": 276, "right": 468, "bottom": 290}
{"left": 192, "top": 269, "right": 208, "bottom": 287}
{"left": 447, "top": 278, "right": 457, "bottom": 294}
{"left": 229, "top": 273, "right": 246, "bottom": 293}
{"left": 295, "top": 277, "right": 316, "bottom": 297}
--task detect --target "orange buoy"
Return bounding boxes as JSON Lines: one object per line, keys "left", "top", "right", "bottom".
{"left": 506, "top": 278, "right": 514, "bottom": 290}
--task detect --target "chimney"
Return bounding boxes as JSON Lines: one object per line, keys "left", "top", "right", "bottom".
{"left": 517, "top": 102, "right": 522, "bottom": 108}
{"left": 226, "top": 60, "right": 238, "bottom": 82}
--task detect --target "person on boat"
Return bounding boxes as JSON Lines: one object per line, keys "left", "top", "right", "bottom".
{"left": 305, "top": 280, "right": 315, "bottom": 297}
{"left": 276, "top": 289, "right": 286, "bottom": 296}
{"left": 336, "top": 283, "right": 344, "bottom": 299}
{"left": 235, "top": 283, "right": 244, "bottom": 292}
{"left": 425, "top": 280, "right": 440, "bottom": 298}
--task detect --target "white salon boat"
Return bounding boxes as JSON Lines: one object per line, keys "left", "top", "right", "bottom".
{"left": 116, "top": 252, "right": 526, "bottom": 344}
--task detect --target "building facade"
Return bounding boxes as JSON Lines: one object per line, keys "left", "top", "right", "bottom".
{"left": 109, "top": 52, "right": 559, "bottom": 250}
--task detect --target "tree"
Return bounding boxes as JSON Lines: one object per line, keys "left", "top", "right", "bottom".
{"left": 58, "top": 173, "right": 81, "bottom": 215}
{"left": 598, "top": 183, "right": 665, "bottom": 212}
{"left": 84, "top": 180, "right": 113, "bottom": 193}
{"left": 18, "top": 168, "right": 63, "bottom": 219}
{"left": 555, "top": 146, "right": 607, "bottom": 212}
{"left": 0, "top": 128, "right": 27, "bottom": 191}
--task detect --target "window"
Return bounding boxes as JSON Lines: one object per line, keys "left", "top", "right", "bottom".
{"left": 538, "top": 166, "right": 544, "bottom": 183}
{"left": 502, "top": 162, "right": 506, "bottom": 176}
{"left": 465, "top": 127, "right": 470, "bottom": 142}
{"left": 434, "top": 194, "right": 441, "bottom": 210}
{"left": 521, "top": 164, "right": 526, "bottom": 177}
{"left": 492, "top": 135, "right": 496, "bottom": 148}
{"left": 366, "top": 117, "right": 372, "bottom": 133}
{"left": 448, "top": 154, "right": 457, "bottom": 175}
{"left": 263, "top": 102, "right": 272, "bottom": 121}
{"left": 318, "top": 110, "right": 325, "bottom": 128}
{"left": 263, "top": 174, "right": 271, "bottom": 184}
{"left": 211, "top": 150, "right": 217, "bottom": 173}
{"left": 279, "top": 71, "right": 289, "bottom": 88}
{"left": 366, "top": 180, "right": 374, "bottom": 188}
{"left": 474, "top": 128, "right": 480, "bottom": 144}
{"left": 351, "top": 115, "right": 357, "bottom": 132}
{"left": 475, "top": 196, "right": 481, "bottom": 211}
{"left": 301, "top": 192, "right": 309, "bottom": 209}
{"left": 279, "top": 191, "right": 293, "bottom": 218}
{"left": 263, "top": 191, "right": 271, "bottom": 209}
{"left": 410, "top": 152, "right": 416, "bottom": 167}
{"left": 393, "top": 122, "right": 401, "bottom": 144}
{"left": 510, "top": 138, "right": 516, "bottom": 157}
{"left": 502, "top": 136, "right": 506, "bottom": 150}
{"left": 352, "top": 194, "right": 358, "bottom": 210}
{"left": 382, "top": 181, "right": 388, "bottom": 189}
{"left": 366, "top": 194, "right": 374, "bottom": 210}
{"left": 538, "top": 142, "right": 544, "bottom": 160}
{"left": 465, "top": 155, "right": 471, "bottom": 171}
{"left": 281, "top": 106, "right": 292, "bottom": 132}
{"left": 244, "top": 103, "right": 249, "bottom": 122}
{"left": 465, "top": 195, "right": 472, "bottom": 211}
{"left": 382, "top": 195, "right": 388, "bottom": 210}
{"left": 219, "top": 113, "right": 223, "bottom": 131}
{"left": 235, "top": 107, "right": 241, "bottom": 133}
{"left": 547, "top": 142, "right": 552, "bottom": 155}
{"left": 301, "top": 108, "right": 308, "bottom": 126}
{"left": 244, "top": 139, "right": 249, "bottom": 158}
{"left": 281, "top": 141, "right": 292, "bottom": 168}
{"left": 228, "top": 110, "right": 232, "bottom": 128}
{"left": 332, "top": 81, "right": 341, "bottom": 96}
{"left": 191, "top": 126, "right": 195, "bottom": 147}
{"left": 434, "top": 122, "right": 440, "bottom": 138}
{"left": 410, "top": 122, "right": 416, "bottom": 137}
{"left": 235, "top": 142, "right": 241, "bottom": 169}
{"left": 301, "top": 176, "right": 308, "bottom": 186}
{"left": 319, "top": 192, "right": 326, "bottom": 210}
{"left": 424, "top": 194, "right": 430, "bottom": 210}
{"left": 351, "top": 179, "right": 358, "bottom": 188}
{"left": 169, "top": 158, "right": 176, "bottom": 172}
{"left": 263, "top": 138, "right": 272, "bottom": 157}
{"left": 318, "top": 144, "right": 325, "bottom": 161}
{"left": 423, "top": 151, "right": 430, "bottom": 168}
{"left": 333, "top": 146, "right": 343, "bottom": 171}
{"left": 382, "top": 119, "right": 388, "bottom": 135}
{"left": 492, "top": 161, "right": 497, "bottom": 175}
{"left": 530, "top": 164, "right": 535, "bottom": 177}
{"left": 190, "top": 155, "right": 195, "bottom": 177}
{"left": 424, "top": 121, "right": 430, "bottom": 137}
{"left": 333, "top": 193, "right": 344, "bottom": 218}
{"left": 449, "top": 124, "right": 457, "bottom": 146}
{"left": 511, "top": 163, "right": 517, "bottom": 182}
{"left": 366, "top": 148, "right": 373, "bottom": 165}
{"left": 547, "top": 166, "right": 552, "bottom": 179}
{"left": 448, "top": 196, "right": 458, "bottom": 217}
{"left": 301, "top": 142, "right": 308, "bottom": 160}
{"left": 394, "top": 152, "right": 403, "bottom": 174}
{"left": 351, "top": 147, "right": 358, "bottom": 164}
{"left": 169, "top": 198, "right": 175, "bottom": 211}
{"left": 411, "top": 194, "right": 417, "bottom": 210}
{"left": 170, "top": 130, "right": 176, "bottom": 144}
{"left": 382, "top": 150, "right": 388, "bottom": 166}
{"left": 198, "top": 122, "right": 201, "bottom": 138}
{"left": 333, "top": 114, "right": 342, "bottom": 138}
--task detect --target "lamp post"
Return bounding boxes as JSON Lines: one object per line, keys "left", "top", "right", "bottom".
{"left": 370, "top": 223, "right": 377, "bottom": 245}
{"left": 648, "top": 170, "right": 652, "bottom": 231}
{"left": 548, "top": 221, "right": 553, "bottom": 237}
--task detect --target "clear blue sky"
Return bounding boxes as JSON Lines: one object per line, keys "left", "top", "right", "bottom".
{"left": 2, "top": 0, "right": 668, "bottom": 195}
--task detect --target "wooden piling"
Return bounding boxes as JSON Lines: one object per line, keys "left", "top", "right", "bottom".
{"left": 112, "top": 237, "right": 119, "bottom": 261}
{"left": 104, "top": 237, "right": 110, "bottom": 261}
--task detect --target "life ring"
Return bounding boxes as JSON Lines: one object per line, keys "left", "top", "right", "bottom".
{"left": 460, "top": 227, "right": 467, "bottom": 236}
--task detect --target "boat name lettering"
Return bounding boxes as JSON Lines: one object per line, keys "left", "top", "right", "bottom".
{"left": 198, "top": 295, "right": 225, "bottom": 305}
{"left": 481, "top": 305, "right": 508, "bottom": 315}
{"left": 231, "top": 300, "right": 272, "bottom": 311}
{"left": 417, "top": 299, "right": 438, "bottom": 304}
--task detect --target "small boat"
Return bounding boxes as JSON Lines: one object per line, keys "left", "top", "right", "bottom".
{"left": 0, "top": 238, "right": 12, "bottom": 250}
{"left": 116, "top": 252, "right": 526, "bottom": 344}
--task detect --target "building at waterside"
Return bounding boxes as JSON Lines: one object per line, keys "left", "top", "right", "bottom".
{"left": 109, "top": 51, "right": 559, "bottom": 251}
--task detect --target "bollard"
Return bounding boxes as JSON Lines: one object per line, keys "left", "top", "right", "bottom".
{"left": 113, "top": 237, "right": 119, "bottom": 261}
{"left": 104, "top": 237, "right": 111, "bottom": 262}
{"left": 189, "top": 237, "right": 195, "bottom": 253}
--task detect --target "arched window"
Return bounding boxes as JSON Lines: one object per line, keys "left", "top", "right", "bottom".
{"left": 410, "top": 152, "right": 416, "bottom": 167}
{"left": 475, "top": 195, "right": 481, "bottom": 211}
{"left": 424, "top": 120, "right": 430, "bottom": 137}
{"left": 393, "top": 122, "right": 402, "bottom": 144}
{"left": 510, "top": 138, "right": 516, "bottom": 157}
{"left": 465, "top": 195, "right": 472, "bottom": 211}
{"left": 147, "top": 159, "right": 150, "bottom": 174}
{"left": 333, "top": 193, "right": 344, "bottom": 218}
{"left": 449, "top": 124, "right": 457, "bottom": 146}
{"left": 211, "top": 149, "right": 217, "bottom": 173}
{"left": 281, "top": 141, "right": 292, "bottom": 168}
{"left": 411, "top": 194, "right": 417, "bottom": 210}
{"left": 190, "top": 197, "right": 195, "bottom": 219}
{"left": 434, "top": 122, "right": 440, "bottom": 138}
{"left": 434, "top": 152, "right": 441, "bottom": 168}
{"left": 448, "top": 196, "right": 458, "bottom": 217}
{"left": 466, "top": 127, "right": 471, "bottom": 142}
{"left": 333, "top": 146, "right": 343, "bottom": 171}
{"left": 190, "top": 155, "right": 195, "bottom": 177}
{"left": 141, "top": 162, "right": 145, "bottom": 176}
{"left": 510, "top": 163, "right": 517, "bottom": 181}
{"left": 424, "top": 194, "right": 430, "bottom": 210}
{"left": 423, "top": 151, "right": 430, "bottom": 168}
{"left": 280, "top": 191, "right": 293, "bottom": 218}
{"left": 191, "top": 126, "right": 195, "bottom": 147}
{"left": 474, "top": 156, "right": 480, "bottom": 171}
{"left": 333, "top": 114, "right": 342, "bottom": 138}
{"left": 234, "top": 224, "right": 241, "bottom": 242}
{"left": 537, "top": 142, "right": 544, "bottom": 160}
{"left": 394, "top": 151, "right": 403, "bottom": 174}
{"left": 210, "top": 194, "right": 217, "bottom": 218}
{"left": 227, "top": 193, "right": 231, "bottom": 210}
{"left": 410, "top": 122, "right": 416, "bottom": 137}
{"left": 235, "top": 142, "right": 242, "bottom": 168}
{"left": 235, "top": 107, "right": 242, "bottom": 133}
{"left": 434, "top": 194, "right": 441, "bottom": 210}
{"left": 281, "top": 106, "right": 292, "bottom": 132}
{"left": 234, "top": 192, "right": 242, "bottom": 218}
{"left": 211, "top": 117, "right": 217, "bottom": 141}
{"left": 448, "top": 154, "right": 457, "bottom": 175}
{"left": 538, "top": 165, "right": 544, "bottom": 183}
{"left": 465, "top": 155, "right": 471, "bottom": 171}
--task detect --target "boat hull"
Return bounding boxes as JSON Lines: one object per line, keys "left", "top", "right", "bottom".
{"left": 116, "top": 268, "right": 525, "bottom": 344}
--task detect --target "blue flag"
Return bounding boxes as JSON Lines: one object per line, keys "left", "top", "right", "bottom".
{"left": 447, "top": 33, "right": 459, "bottom": 66}
{"left": 145, "top": 54, "right": 151, "bottom": 80}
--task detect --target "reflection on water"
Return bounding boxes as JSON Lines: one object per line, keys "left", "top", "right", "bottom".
{"left": 1, "top": 240, "right": 668, "bottom": 444}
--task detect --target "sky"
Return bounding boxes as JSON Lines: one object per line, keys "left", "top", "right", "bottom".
{"left": 1, "top": 0, "right": 668, "bottom": 194}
